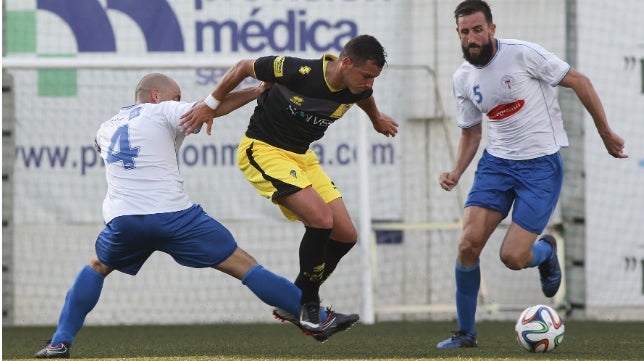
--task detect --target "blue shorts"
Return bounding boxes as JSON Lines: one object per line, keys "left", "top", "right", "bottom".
{"left": 465, "top": 150, "right": 564, "bottom": 234}
{"left": 95, "top": 204, "right": 237, "bottom": 275}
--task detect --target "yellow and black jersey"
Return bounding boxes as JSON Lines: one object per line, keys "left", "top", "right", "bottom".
{"left": 247, "top": 54, "right": 373, "bottom": 154}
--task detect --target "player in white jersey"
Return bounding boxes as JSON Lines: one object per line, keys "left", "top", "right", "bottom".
{"left": 436, "top": 0, "right": 627, "bottom": 349}
{"left": 35, "top": 73, "right": 356, "bottom": 359}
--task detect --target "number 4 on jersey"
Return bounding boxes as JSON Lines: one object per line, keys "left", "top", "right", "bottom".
{"left": 106, "top": 125, "right": 140, "bottom": 169}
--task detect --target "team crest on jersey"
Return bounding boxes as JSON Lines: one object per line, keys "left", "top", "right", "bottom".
{"left": 299, "top": 66, "right": 311, "bottom": 75}
{"left": 501, "top": 75, "right": 514, "bottom": 89}
{"left": 290, "top": 95, "right": 303, "bottom": 106}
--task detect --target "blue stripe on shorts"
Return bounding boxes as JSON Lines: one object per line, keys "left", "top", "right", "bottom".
{"left": 465, "top": 150, "right": 563, "bottom": 234}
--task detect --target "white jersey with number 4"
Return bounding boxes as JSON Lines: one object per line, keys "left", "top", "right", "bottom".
{"left": 95, "top": 101, "right": 197, "bottom": 223}
{"left": 453, "top": 38, "right": 571, "bottom": 160}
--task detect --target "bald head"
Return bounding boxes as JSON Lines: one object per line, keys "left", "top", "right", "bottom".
{"left": 135, "top": 73, "right": 181, "bottom": 104}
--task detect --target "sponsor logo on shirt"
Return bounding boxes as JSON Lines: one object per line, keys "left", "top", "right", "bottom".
{"left": 274, "top": 56, "right": 285, "bottom": 77}
{"left": 290, "top": 96, "right": 304, "bottom": 106}
{"left": 288, "top": 105, "right": 335, "bottom": 127}
{"left": 487, "top": 99, "right": 525, "bottom": 120}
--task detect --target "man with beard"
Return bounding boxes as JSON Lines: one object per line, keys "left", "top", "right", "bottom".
{"left": 436, "top": 0, "right": 627, "bottom": 349}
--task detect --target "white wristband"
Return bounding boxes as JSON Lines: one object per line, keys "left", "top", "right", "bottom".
{"left": 204, "top": 94, "right": 220, "bottom": 110}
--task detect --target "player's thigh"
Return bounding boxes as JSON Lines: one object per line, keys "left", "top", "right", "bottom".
{"left": 460, "top": 205, "right": 504, "bottom": 248}
{"left": 95, "top": 215, "right": 153, "bottom": 275}
{"left": 298, "top": 150, "right": 346, "bottom": 228}
{"left": 327, "top": 198, "right": 357, "bottom": 243}
{"left": 512, "top": 152, "right": 563, "bottom": 234}
{"left": 457, "top": 206, "right": 505, "bottom": 265}
{"left": 279, "top": 186, "right": 333, "bottom": 228}
{"left": 499, "top": 222, "right": 539, "bottom": 269}
{"left": 157, "top": 205, "right": 238, "bottom": 268}
{"left": 303, "top": 150, "right": 342, "bottom": 206}
{"left": 238, "top": 136, "right": 313, "bottom": 220}
{"left": 464, "top": 151, "right": 515, "bottom": 219}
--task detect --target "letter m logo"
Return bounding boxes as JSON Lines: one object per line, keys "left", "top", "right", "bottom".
{"left": 37, "top": 0, "right": 184, "bottom": 52}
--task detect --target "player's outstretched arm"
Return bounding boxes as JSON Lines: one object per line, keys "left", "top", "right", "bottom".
{"left": 180, "top": 59, "right": 259, "bottom": 135}
{"left": 559, "top": 68, "right": 628, "bottom": 159}
{"left": 356, "top": 96, "right": 398, "bottom": 137}
{"left": 179, "top": 102, "right": 216, "bottom": 135}
{"left": 216, "top": 82, "right": 271, "bottom": 117}
{"left": 179, "top": 83, "right": 267, "bottom": 135}
{"left": 439, "top": 124, "right": 482, "bottom": 192}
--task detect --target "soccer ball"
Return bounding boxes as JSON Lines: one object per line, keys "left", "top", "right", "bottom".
{"left": 514, "top": 304, "right": 565, "bottom": 352}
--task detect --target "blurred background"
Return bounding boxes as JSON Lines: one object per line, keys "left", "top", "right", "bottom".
{"left": 2, "top": 0, "right": 643, "bottom": 327}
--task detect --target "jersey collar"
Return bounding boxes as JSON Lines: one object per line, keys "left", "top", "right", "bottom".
{"left": 323, "top": 53, "right": 343, "bottom": 92}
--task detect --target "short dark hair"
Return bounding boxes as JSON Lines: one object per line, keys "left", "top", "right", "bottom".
{"left": 340, "top": 34, "right": 387, "bottom": 68}
{"left": 454, "top": 0, "right": 493, "bottom": 25}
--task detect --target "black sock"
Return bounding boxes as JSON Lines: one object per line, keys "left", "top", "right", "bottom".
{"left": 320, "top": 238, "right": 355, "bottom": 283}
{"left": 296, "top": 226, "right": 332, "bottom": 304}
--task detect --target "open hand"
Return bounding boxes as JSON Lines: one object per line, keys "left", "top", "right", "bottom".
{"left": 372, "top": 113, "right": 398, "bottom": 137}
{"left": 180, "top": 102, "right": 216, "bottom": 135}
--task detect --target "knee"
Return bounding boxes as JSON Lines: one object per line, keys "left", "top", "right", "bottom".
{"left": 302, "top": 208, "right": 334, "bottom": 229}
{"left": 334, "top": 226, "right": 357, "bottom": 244}
{"left": 88, "top": 255, "right": 112, "bottom": 276}
{"left": 499, "top": 250, "right": 527, "bottom": 270}
{"left": 346, "top": 230, "right": 358, "bottom": 244}
{"left": 457, "top": 237, "right": 483, "bottom": 264}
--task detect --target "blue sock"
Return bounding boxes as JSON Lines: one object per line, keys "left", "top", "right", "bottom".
{"left": 528, "top": 239, "right": 553, "bottom": 267}
{"left": 455, "top": 261, "right": 480, "bottom": 336}
{"left": 242, "top": 265, "right": 327, "bottom": 320}
{"left": 51, "top": 266, "right": 104, "bottom": 345}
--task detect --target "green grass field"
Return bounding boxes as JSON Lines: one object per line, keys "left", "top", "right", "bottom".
{"left": 3, "top": 320, "right": 643, "bottom": 360}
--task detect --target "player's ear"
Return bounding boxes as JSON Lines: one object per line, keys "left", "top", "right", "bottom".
{"left": 340, "top": 56, "right": 353, "bottom": 70}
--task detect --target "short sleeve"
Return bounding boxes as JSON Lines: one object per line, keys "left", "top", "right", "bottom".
{"left": 253, "top": 55, "right": 284, "bottom": 82}
{"left": 522, "top": 42, "right": 571, "bottom": 87}
{"left": 159, "top": 101, "right": 198, "bottom": 133}
{"left": 453, "top": 71, "right": 482, "bottom": 129}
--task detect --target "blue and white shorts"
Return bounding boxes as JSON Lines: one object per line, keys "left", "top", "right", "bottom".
{"left": 95, "top": 204, "right": 237, "bottom": 275}
{"left": 465, "top": 150, "right": 564, "bottom": 234}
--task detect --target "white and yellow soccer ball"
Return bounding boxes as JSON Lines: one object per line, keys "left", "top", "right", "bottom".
{"left": 515, "top": 304, "right": 565, "bottom": 352}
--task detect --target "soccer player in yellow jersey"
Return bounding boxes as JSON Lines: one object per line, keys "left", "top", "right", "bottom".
{"left": 180, "top": 34, "right": 398, "bottom": 333}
